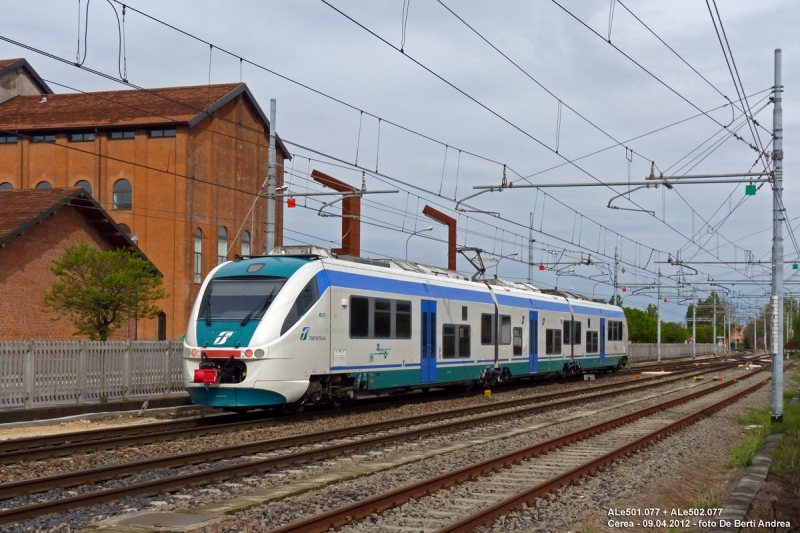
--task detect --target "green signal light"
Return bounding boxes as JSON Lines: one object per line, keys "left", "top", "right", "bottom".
{"left": 745, "top": 184, "right": 756, "bottom": 196}
{"left": 793, "top": 263, "right": 798, "bottom": 270}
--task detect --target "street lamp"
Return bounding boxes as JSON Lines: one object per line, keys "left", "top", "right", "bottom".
{"left": 405, "top": 227, "right": 433, "bottom": 261}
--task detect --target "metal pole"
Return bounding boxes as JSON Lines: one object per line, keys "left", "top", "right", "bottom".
{"left": 727, "top": 308, "right": 731, "bottom": 354}
{"left": 755, "top": 313, "right": 758, "bottom": 353}
{"left": 771, "top": 48, "right": 784, "bottom": 422}
{"left": 713, "top": 296, "right": 717, "bottom": 354}
{"left": 657, "top": 269, "right": 661, "bottom": 363}
{"left": 528, "top": 213, "right": 534, "bottom": 284}
{"left": 265, "top": 98, "right": 277, "bottom": 254}
{"left": 692, "top": 294, "right": 696, "bottom": 359}
{"left": 614, "top": 247, "right": 619, "bottom": 304}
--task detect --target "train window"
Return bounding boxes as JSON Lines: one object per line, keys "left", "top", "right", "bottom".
{"left": 481, "top": 314, "right": 494, "bottom": 345}
{"left": 563, "top": 320, "right": 582, "bottom": 345}
{"left": 443, "top": 325, "right": 456, "bottom": 358}
{"left": 443, "top": 324, "right": 471, "bottom": 358}
{"left": 349, "top": 297, "right": 412, "bottom": 339}
{"left": 198, "top": 277, "right": 287, "bottom": 322}
{"left": 546, "top": 329, "right": 562, "bottom": 355}
{"left": 396, "top": 301, "right": 412, "bottom": 338}
{"left": 350, "top": 297, "right": 369, "bottom": 337}
{"left": 459, "top": 326, "right": 471, "bottom": 357}
{"left": 513, "top": 327, "right": 522, "bottom": 355}
{"left": 608, "top": 320, "right": 624, "bottom": 341}
{"left": 462, "top": 306, "right": 468, "bottom": 321}
{"left": 500, "top": 315, "right": 511, "bottom": 345}
{"left": 374, "top": 299, "right": 391, "bottom": 338}
{"left": 281, "top": 278, "right": 320, "bottom": 335}
{"left": 586, "top": 331, "right": 599, "bottom": 353}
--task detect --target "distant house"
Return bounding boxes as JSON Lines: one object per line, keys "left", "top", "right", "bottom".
{"left": 0, "top": 58, "right": 291, "bottom": 339}
{"left": 0, "top": 187, "right": 156, "bottom": 340}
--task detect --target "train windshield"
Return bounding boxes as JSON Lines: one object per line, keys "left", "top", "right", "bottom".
{"left": 198, "top": 277, "right": 287, "bottom": 322}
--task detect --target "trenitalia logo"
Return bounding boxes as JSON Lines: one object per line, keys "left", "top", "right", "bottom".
{"left": 300, "top": 327, "right": 310, "bottom": 341}
{"left": 213, "top": 331, "right": 234, "bottom": 345}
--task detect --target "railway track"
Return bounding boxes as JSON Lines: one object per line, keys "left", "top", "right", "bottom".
{"left": 0, "top": 363, "right": 755, "bottom": 526}
{"left": 263, "top": 370, "right": 769, "bottom": 533}
{"left": 0, "top": 356, "right": 743, "bottom": 463}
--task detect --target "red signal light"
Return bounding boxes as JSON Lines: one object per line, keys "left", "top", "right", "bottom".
{"left": 539, "top": 265, "right": 545, "bottom": 271}
{"left": 287, "top": 198, "right": 297, "bottom": 208}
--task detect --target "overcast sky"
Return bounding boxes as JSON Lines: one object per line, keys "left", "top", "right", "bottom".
{"left": 2, "top": 0, "right": 797, "bottom": 322}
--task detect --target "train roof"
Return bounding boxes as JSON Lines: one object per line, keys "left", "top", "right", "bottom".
{"left": 258, "top": 246, "right": 611, "bottom": 307}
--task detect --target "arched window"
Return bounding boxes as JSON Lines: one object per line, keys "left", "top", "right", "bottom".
{"left": 75, "top": 180, "right": 92, "bottom": 195}
{"left": 113, "top": 179, "right": 132, "bottom": 210}
{"left": 36, "top": 181, "right": 52, "bottom": 189}
{"left": 217, "top": 227, "right": 228, "bottom": 265}
{"left": 194, "top": 228, "right": 203, "bottom": 283}
{"left": 241, "top": 230, "right": 251, "bottom": 257}
{"left": 118, "top": 223, "right": 131, "bottom": 237}
{"left": 157, "top": 312, "right": 167, "bottom": 341}
{"left": 0, "top": 182, "right": 12, "bottom": 190}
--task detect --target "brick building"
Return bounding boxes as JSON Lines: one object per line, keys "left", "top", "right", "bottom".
{"left": 0, "top": 187, "right": 153, "bottom": 340}
{"left": 0, "top": 58, "right": 290, "bottom": 339}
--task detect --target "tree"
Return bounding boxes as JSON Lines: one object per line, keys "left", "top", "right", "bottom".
{"left": 609, "top": 294, "right": 622, "bottom": 306}
{"left": 43, "top": 243, "right": 168, "bottom": 341}
{"left": 623, "top": 307, "right": 657, "bottom": 343}
{"left": 646, "top": 303, "right": 658, "bottom": 319}
{"left": 660, "top": 321, "right": 690, "bottom": 343}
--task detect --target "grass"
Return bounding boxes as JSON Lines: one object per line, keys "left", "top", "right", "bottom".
{"left": 687, "top": 489, "right": 717, "bottom": 510}
{"left": 726, "top": 406, "right": 771, "bottom": 468}
{"left": 769, "top": 371, "right": 800, "bottom": 475}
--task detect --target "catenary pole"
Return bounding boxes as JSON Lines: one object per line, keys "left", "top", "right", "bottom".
{"left": 657, "top": 269, "right": 661, "bottom": 363}
{"left": 528, "top": 212, "right": 534, "bottom": 284}
{"left": 713, "top": 297, "right": 717, "bottom": 354}
{"left": 771, "top": 49, "right": 784, "bottom": 422}
{"left": 692, "top": 293, "right": 696, "bottom": 359}
{"left": 265, "top": 99, "right": 277, "bottom": 254}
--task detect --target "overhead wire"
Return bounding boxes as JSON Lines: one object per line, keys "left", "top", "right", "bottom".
{"left": 548, "top": 0, "right": 767, "bottom": 158}
{"left": 318, "top": 1, "right": 766, "bottom": 286}
{"left": 435, "top": 0, "right": 765, "bottom": 269}
{"left": 0, "top": 9, "right": 767, "bottom": 303}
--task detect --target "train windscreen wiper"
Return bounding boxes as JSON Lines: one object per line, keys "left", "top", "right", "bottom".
{"left": 240, "top": 287, "right": 277, "bottom": 326}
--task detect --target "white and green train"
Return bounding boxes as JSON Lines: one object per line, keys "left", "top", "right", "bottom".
{"left": 184, "top": 246, "right": 628, "bottom": 409}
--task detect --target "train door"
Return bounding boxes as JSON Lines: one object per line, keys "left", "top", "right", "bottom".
{"left": 529, "top": 311, "right": 538, "bottom": 373}
{"left": 599, "top": 318, "right": 606, "bottom": 366}
{"left": 420, "top": 300, "right": 437, "bottom": 383}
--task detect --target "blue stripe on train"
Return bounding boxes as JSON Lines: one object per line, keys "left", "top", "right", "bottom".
{"left": 323, "top": 269, "right": 625, "bottom": 318}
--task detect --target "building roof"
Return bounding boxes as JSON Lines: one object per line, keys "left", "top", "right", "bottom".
{"left": 0, "top": 187, "right": 158, "bottom": 271}
{"left": 0, "top": 58, "right": 53, "bottom": 94}
{"left": 0, "top": 78, "right": 290, "bottom": 159}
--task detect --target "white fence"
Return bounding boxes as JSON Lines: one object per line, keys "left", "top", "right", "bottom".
{"left": 628, "top": 343, "right": 720, "bottom": 362}
{"left": 0, "top": 340, "right": 184, "bottom": 410}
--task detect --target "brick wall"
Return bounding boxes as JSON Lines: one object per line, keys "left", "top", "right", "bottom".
{"left": 0, "top": 92, "right": 284, "bottom": 340}
{"left": 0, "top": 206, "right": 136, "bottom": 340}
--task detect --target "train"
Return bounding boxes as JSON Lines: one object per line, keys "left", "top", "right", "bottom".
{"left": 183, "top": 245, "right": 629, "bottom": 410}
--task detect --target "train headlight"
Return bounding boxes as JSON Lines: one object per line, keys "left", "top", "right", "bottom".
{"left": 191, "top": 349, "right": 199, "bottom": 357}
{"left": 244, "top": 349, "right": 254, "bottom": 358}
{"left": 254, "top": 349, "right": 265, "bottom": 358}
{"left": 184, "top": 347, "right": 190, "bottom": 357}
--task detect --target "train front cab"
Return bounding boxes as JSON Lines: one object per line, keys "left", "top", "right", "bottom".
{"left": 184, "top": 257, "right": 330, "bottom": 409}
